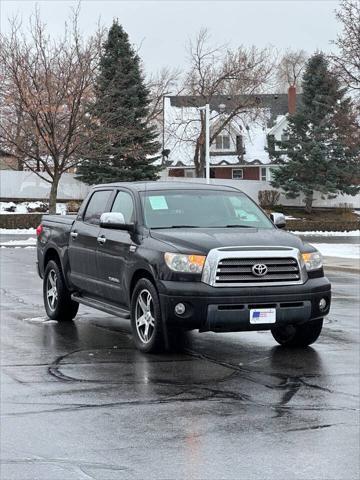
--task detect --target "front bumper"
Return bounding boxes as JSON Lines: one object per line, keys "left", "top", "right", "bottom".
{"left": 158, "top": 277, "right": 331, "bottom": 332}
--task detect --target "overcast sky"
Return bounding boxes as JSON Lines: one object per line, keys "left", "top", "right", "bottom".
{"left": 1, "top": 0, "right": 340, "bottom": 74}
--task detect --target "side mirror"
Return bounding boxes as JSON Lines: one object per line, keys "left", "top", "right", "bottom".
{"left": 270, "top": 212, "right": 286, "bottom": 229}
{"left": 100, "top": 212, "right": 133, "bottom": 230}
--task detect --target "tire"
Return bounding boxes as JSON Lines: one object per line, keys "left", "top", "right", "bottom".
{"left": 271, "top": 318, "right": 323, "bottom": 347}
{"left": 43, "top": 260, "right": 79, "bottom": 321}
{"left": 130, "top": 278, "right": 165, "bottom": 353}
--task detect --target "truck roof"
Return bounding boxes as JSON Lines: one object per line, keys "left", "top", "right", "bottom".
{"left": 93, "top": 181, "right": 241, "bottom": 193}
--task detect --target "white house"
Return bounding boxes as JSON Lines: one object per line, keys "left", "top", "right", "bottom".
{"left": 162, "top": 87, "right": 298, "bottom": 182}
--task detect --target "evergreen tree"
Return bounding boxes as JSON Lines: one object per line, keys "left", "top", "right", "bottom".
{"left": 78, "top": 21, "right": 161, "bottom": 184}
{"left": 270, "top": 53, "right": 359, "bottom": 212}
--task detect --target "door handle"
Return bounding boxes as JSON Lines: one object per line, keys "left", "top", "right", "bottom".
{"left": 97, "top": 236, "right": 106, "bottom": 245}
{"left": 70, "top": 232, "right": 78, "bottom": 239}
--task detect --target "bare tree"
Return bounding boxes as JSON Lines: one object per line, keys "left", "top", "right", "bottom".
{"left": 275, "top": 49, "right": 308, "bottom": 92}
{"left": 166, "top": 29, "right": 275, "bottom": 176}
{"left": 146, "top": 67, "right": 181, "bottom": 126}
{"left": 331, "top": 0, "right": 360, "bottom": 92}
{"left": 0, "top": 8, "right": 103, "bottom": 212}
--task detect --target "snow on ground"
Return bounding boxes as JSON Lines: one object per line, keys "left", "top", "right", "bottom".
{"left": 0, "top": 201, "right": 67, "bottom": 215}
{"left": 291, "top": 230, "right": 360, "bottom": 237}
{"left": 0, "top": 237, "right": 37, "bottom": 247}
{"left": 313, "top": 243, "right": 360, "bottom": 259}
{"left": 0, "top": 228, "right": 36, "bottom": 234}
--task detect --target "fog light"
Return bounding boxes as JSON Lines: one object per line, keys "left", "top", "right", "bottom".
{"left": 175, "top": 303, "right": 186, "bottom": 315}
{"left": 319, "top": 298, "right": 327, "bottom": 311}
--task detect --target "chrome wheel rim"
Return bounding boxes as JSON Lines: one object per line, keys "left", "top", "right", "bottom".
{"left": 46, "top": 269, "right": 58, "bottom": 311}
{"left": 135, "top": 289, "right": 155, "bottom": 344}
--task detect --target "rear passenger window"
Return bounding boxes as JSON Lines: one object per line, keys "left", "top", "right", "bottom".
{"left": 83, "top": 190, "right": 111, "bottom": 225}
{"left": 111, "top": 191, "right": 134, "bottom": 223}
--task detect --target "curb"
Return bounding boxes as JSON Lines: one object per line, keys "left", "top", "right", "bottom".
{"left": 324, "top": 266, "right": 360, "bottom": 274}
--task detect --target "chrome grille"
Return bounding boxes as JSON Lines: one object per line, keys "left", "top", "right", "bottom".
{"left": 216, "top": 257, "right": 300, "bottom": 285}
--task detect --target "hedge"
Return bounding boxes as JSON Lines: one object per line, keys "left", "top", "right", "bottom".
{"left": 286, "top": 220, "right": 360, "bottom": 232}
{"left": 1, "top": 214, "right": 359, "bottom": 232}
{"left": 0, "top": 213, "right": 43, "bottom": 229}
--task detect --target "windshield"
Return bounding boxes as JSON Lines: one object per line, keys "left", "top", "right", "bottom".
{"left": 140, "top": 189, "right": 274, "bottom": 229}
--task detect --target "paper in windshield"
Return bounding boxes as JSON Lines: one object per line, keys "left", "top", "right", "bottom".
{"left": 149, "top": 196, "right": 169, "bottom": 210}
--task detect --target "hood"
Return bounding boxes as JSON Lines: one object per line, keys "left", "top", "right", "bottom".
{"left": 150, "top": 227, "right": 309, "bottom": 255}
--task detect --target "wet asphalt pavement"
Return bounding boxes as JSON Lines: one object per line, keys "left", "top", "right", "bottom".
{"left": 1, "top": 248, "right": 359, "bottom": 480}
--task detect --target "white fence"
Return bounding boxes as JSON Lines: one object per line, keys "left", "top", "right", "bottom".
{"left": 0, "top": 169, "right": 359, "bottom": 209}
{"left": 161, "top": 176, "right": 360, "bottom": 209}
{"left": 0, "top": 171, "right": 89, "bottom": 201}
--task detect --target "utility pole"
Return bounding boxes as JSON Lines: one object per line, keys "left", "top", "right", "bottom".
{"left": 198, "top": 104, "right": 210, "bottom": 184}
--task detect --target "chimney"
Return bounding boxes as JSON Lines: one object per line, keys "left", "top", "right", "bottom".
{"left": 288, "top": 85, "right": 296, "bottom": 115}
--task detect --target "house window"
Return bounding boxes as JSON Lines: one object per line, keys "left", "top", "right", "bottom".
{"left": 184, "top": 169, "right": 195, "bottom": 178}
{"left": 261, "top": 167, "right": 267, "bottom": 181}
{"left": 215, "top": 135, "right": 231, "bottom": 150}
{"left": 232, "top": 169, "right": 243, "bottom": 180}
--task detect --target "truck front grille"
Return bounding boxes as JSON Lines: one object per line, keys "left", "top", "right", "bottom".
{"left": 215, "top": 257, "right": 301, "bottom": 286}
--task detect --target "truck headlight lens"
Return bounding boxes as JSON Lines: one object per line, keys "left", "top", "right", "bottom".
{"left": 164, "top": 253, "right": 206, "bottom": 273}
{"left": 302, "top": 251, "right": 323, "bottom": 271}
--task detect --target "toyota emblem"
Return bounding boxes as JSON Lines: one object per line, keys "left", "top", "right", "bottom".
{"left": 252, "top": 263, "right": 268, "bottom": 276}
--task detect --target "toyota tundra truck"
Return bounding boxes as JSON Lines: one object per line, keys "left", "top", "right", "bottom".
{"left": 36, "top": 182, "right": 331, "bottom": 352}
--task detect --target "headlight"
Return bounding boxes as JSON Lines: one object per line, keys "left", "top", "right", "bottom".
{"left": 302, "top": 251, "right": 323, "bottom": 271}
{"left": 164, "top": 252, "right": 206, "bottom": 273}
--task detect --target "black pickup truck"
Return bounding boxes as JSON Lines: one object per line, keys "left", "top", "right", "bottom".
{"left": 36, "top": 182, "right": 331, "bottom": 352}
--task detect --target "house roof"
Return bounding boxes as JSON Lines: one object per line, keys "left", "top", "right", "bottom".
{"left": 169, "top": 94, "right": 302, "bottom": 127}
{"left": 164, "top": 94, "right": 302, "bottom": 168}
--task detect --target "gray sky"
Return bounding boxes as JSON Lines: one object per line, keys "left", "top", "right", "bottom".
{"left": 1, "top": 0, "right": 340, "bottom": 74}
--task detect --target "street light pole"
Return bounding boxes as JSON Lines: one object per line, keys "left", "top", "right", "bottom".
{"left": 205, "top": 103, "right": 210, "bottom": 184}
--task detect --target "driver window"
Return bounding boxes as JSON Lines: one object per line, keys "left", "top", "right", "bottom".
{"left": 111, "top": 191, "right": 134, "bottom": 223}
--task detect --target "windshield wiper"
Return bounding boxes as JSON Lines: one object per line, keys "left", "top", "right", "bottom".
{"left": 151, "top": 225, "right": 200, "bottom": 229}
{"left": 223, "top": 224, "right": 255, "bottom": 228}
{"left": 151, "top": 224, "right": 256, "bottom": 229}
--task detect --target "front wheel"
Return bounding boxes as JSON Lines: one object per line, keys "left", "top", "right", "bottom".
{"left": 271, "top": 318, "right": 323, "bottom": 347}
{"left": 43, "top": 260, "right": 79, "bottom": 321}
{"left": 130, "top": 278, "right": 165, "bottom": 353}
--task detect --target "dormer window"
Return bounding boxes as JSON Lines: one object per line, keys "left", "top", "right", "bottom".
{"left": 215, "top": 135, "right": 230, "bottom": 150}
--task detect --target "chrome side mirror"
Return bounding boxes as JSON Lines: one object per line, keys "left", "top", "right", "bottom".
{"left": 100, "top": 212, "right": 132, "bottom": 230}
{"left": 270, "top": 212, "right": 286, "bottom": 229}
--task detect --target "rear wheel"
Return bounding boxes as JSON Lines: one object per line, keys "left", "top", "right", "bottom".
{"left": 130, "top": 278, "right": 165, "bottom": 353}
{"left": 43, "top": 260, "right": 79, "bottom": 321}
{"left": 271, "top": 318, "right": 323, "bottom": 347}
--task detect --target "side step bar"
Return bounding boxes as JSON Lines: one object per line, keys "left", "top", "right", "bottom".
{"left": 71, "top": 293, "right": 130, "bottom": 319}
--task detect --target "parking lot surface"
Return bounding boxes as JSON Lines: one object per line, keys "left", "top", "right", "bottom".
{"left": 1, "top": 248, "right": 359, "bottom": 479}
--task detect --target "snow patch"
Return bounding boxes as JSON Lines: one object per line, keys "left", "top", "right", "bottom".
{"left": 0, "top": 201, "right": 67, "bottom": 215}
{"left": 0, "top": 237, "right": 37, "bottom": 246}
{"left": 23, "top": 316, "right": 58, "bottom": 324}
{"left": 314, "top": 243, "right": 360, "bottom": 259}
{"left": 292, "top": 230, "right": 360, "bottom": 237}
{"left": 0, "top": 228, "right": 36, "bottom": 234}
